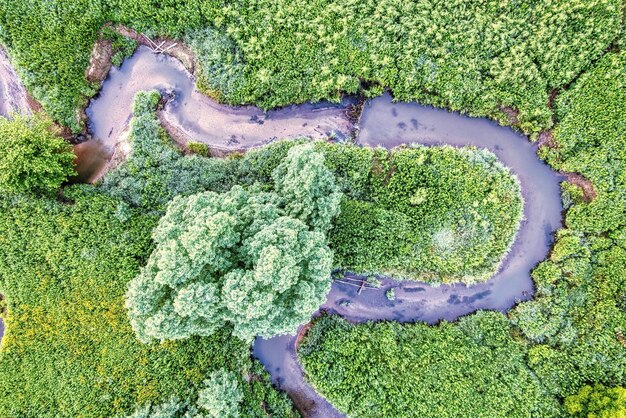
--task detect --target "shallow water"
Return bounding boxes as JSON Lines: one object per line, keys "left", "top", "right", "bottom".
{"left": 0, "top": 46, "right": 565, "bottom": 417}
{"left": 0, "top": 46, "right": 31, "bottom": 118}
{"left": 253, "top": 94, "right": 564, "bottom": 417}
{"left": 81, "top": 46, "right": 354, "bottom": 180}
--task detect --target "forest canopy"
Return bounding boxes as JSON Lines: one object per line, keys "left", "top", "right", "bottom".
{"left": 126, "top": 143, "right": 341, "bottom": 342}
{"left": 0, "top": 0, "right": 621, "bottom": 133}
{"left": 0, "top": 114, "right": 75, "bottom": 195}
{"left": 0, "top": 1, "right": 624, "bottom": 416}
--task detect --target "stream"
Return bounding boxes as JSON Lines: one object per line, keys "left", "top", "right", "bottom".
{"left": 253, "top": 94, "right": 564, "bottom": 417}
{"left": 78, "top": 46, "right": 355, "bottom": 182}
{"left": 0, "top": 46, "right": 564, "bottom": 417}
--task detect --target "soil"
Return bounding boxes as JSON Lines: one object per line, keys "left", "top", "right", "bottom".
{"left": 85, "top": 38, "right": 113, "bottom": 83}
{"left": 565, "top": 172, "right": 597, "bottom": 202}
{"left": 538, "top": 129, "right": 557, "bottom": 148}
{"left": 499, "top": 105, "right": 519, "bottom": 125}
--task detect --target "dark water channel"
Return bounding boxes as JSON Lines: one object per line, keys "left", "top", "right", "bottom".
{"left": 0, "top": 46, "right": 565, "bottom": 417}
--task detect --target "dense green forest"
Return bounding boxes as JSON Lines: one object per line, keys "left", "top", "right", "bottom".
{"left": 299, "top": 41, "right": 626, "bottom": 417}
{"left": 0, "top": 0, "right": 621, "bottom": 133}
{"left": 241, "top": 141, "right": 522, "bottom": 284}
{"left": 0, "top": 0, "right": 624, "bottom": 417}
{"left": 299, "top": 313, "right": 559, "bottom": 417}
{"left": 0, "top": 96, "right": 299, "bottom": 417}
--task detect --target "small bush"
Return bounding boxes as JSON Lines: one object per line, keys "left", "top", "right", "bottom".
{"left": 0, "top": 114, "right": 75, "bottom": 195}
{"left": 187, "top": 141, "right": 210, "bottom": 156}
{"left": 564, "top": 384, "right": 626, "bottom": 417}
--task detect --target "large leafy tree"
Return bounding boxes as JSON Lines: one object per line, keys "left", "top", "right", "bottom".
{"left": 126, "top": 144, "right": 341, "bottom": 342}
{"left": 197, "top": 369, "right": 243, "bottom": 418}
{"left": 0, "top": 114, "right": 75, "bottom": 194}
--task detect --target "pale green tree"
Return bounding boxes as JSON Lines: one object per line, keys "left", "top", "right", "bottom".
{"left": 197, "top": 369, "right": 243, "bottom": 418}
{"left": 128, "top": 370, "right": 243, "bottom": 418}
{"left": 273, "top": 142, "right": 341, "bottom": 233}
{"left": 126, "top": 144, "right": 340, "bottom": 342}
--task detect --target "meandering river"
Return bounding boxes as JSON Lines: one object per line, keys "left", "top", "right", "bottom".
{"left": 0, "top": 45, "right": 564, "bottom": 417}
{"left": 254, "top": 93, "right": 564, "bottom": 417}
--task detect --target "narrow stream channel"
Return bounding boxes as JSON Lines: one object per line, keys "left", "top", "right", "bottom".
{"left": 0, "top": 46, "right": 30, "bottom": 118}
{"left": 0, "top": 46, "right": 564, "bottom": 417}
{"left": 254, "top": 93, "right": 564, "bottom": 417}
{"left": 79, "top": 46, "right": 355, "bottom": 182}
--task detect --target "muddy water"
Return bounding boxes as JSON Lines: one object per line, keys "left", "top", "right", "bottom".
{"left": 253, "top": 94, "right": 564, "bottom": 417}
{"left": 81, "top": 46, "right": 354, "bottom": 181}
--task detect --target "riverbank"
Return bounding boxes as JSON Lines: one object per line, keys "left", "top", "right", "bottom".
{"left": 1, "top": 44, "right": 564, "bottom": 418}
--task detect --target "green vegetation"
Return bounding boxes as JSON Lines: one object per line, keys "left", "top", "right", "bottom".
{"left": 540, "top": 50, "right": 626, "bottom": 234}
{"left": 126, "top": 143, "right": 341, "bottom": 342}
{"left": 0, "top": 88, "right": 527, "bottom": 416}
{"left": 299, "top": 313, "right": 559, "bottom": 417}
{"left": 131, "top": 368, "right": 248, "bottom": 417}
{"left": 197, "top": 369, "right": 244, "bottom": 418}
{"left": 509, "top": 50, "right": 626, "bottom": 398}
{"left": 0, "top": 188, "right": 296, "bottom": 417}
{"left": 298, "top": 43, "right": 626, "bottom": 418}
{"left": 187, "top": 140, "right": 211, "bottom": 157}
{"left": 0, "top": 94, "right": 298, "bottom": 416}
{"left": 564, "top": 384, "right": 626, "bottom": 417}
{"left": 331, "top": 145, "right": 522, "bottom": 283}
{"left": 0, "top": 1, "right": 624, "bottom": 415}
{"left": 240, "top": 141, "right": 523, "bottom": 284}
{"left": 0, "top": 1, "right": 621, "bottom": 133}
{"left": 0, "top": 114, "right": 75, "bottom": 195}
{"left": 102, "top": 26, "right": 138, "bottom": 68}
{"left": 100, "top": 91, "right": 239, "bottom": 212}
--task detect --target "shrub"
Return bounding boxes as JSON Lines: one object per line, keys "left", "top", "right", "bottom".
{"left": 197, "top": 369, "right": 243, "bottom": 418}
{"left": 101, "top": 91, "right": 239, "bottom": 211}
{"left": 564, "top": 384, "right": 626, "bottom": 417}
{"left": 0, "top": 114, "right": 75, "bottom": 195}
{"left": 187, "top": 141, "right": 210, "bottom": 156}
{"left": 511, "top": 51, "right": 626, "bottom": 397}
{"left": 240, "top": 142, "right": 523, "bottom": 284}
{"left": 299, "top": 312, "right": 559, "bottom": 417}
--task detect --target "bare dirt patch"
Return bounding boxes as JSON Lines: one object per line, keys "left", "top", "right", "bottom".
{"left": 86, "top": 39, "right": 113, "bottom": 83}
{"left": 565, "top": 172, "right": 597, "bottom": 202}
{"left": 294, "top": 322, "right": 314, "bottom": 350}
{"left": 538, "top": 129, "right": 557, "bottom": 148}
{"left": 499, "top": 105, "right": 519, "bottom": 126}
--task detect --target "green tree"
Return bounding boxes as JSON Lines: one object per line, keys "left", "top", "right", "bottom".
{"left": 273, "top": 142, "right": 342, "bottom": 233}
{"left": 564, "top": 384, "right": 626, "bottom": 417}
{"left": 126, "top": 144, "right": 340, "bottom": 342}
{"left": 0, "top": 114, "right": 75, "bottom": 194}
{"left": 197, "top": 369, "right": 243, "bottom": 418}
